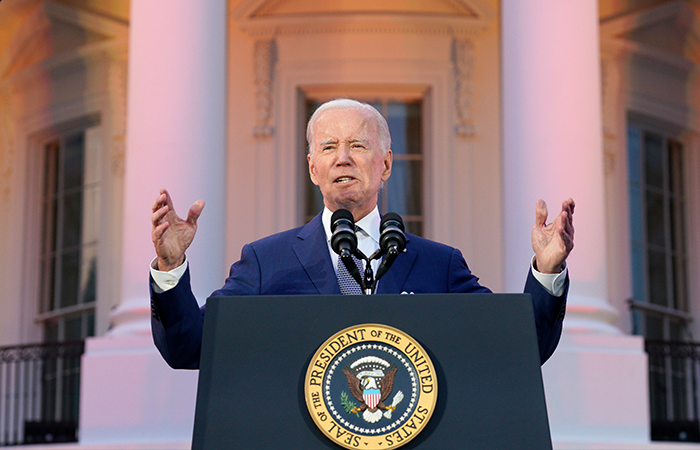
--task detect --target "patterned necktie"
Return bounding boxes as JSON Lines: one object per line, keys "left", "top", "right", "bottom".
{"left": 337, "top": 254, "right": 364, "bottom": 295}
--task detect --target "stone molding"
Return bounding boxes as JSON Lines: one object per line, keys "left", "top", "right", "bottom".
{"left": 239, "top": 19, "right": 489, "bottom": 38}
{"left": 108, "top": 55, "right": 128, "bottom": 177}
{"left": 0, "top": 97, "right": 14, "bottom": 201}
{"left": 453, "top": 37, "right": 475, "bottom": 138}
{"left": 601, "top": 57, "right": 619, "bottom": 177}
{"left": 232, "top": 0, "right": 494, "bottom": 38}
{"left": 253, "top": 38, "right": 276, "bottom": 138}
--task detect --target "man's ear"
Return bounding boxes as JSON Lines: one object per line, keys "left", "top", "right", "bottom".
{"left": 381, "top": 149, "right": 393, "bottom": 182}
{"left": 308, "top": 154, "right": 320, "bottom": 186}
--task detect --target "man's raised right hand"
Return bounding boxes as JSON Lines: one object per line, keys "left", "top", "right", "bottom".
{"left": 151, "top": 189, "right": 205, "bottom": 271}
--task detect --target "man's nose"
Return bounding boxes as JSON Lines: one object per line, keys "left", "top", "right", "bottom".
{"left": 335, "top": 143, "right": 352, "bottom": 165}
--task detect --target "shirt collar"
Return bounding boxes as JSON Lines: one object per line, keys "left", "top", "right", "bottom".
{"left": 322, "top": 206, "right": 381, "bottom": 244}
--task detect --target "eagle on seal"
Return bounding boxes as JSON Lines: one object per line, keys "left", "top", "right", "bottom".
{"left": 343, "top": 356, "right": 402, "bottom": 423}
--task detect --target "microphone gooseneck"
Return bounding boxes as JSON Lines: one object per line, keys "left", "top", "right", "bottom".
{"left": 375, "top": 213, "right": 406, "bottom": 283}
{"left": 331, "top": 209, "right": 365, "bottom": 291}
{"left": 331, "top": 210, "right": 407, "bottom": 294}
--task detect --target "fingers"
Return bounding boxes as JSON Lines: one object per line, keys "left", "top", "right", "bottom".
{"left": 152, "top": 191, "right": 174, "bottom": 247}
{"left": 560, "top": 198, "right": 575, "bottom": 240}
{"left": 534, "top": 199, "right": 548, "bottom": 228}
{"left": 562, "top": 198, "right": 575, "bottom": 219}
{"left": 152, "top": 221, "right": 169, "bottom": 244}
{"left": 161, "top": 188, "right": 175, "bottom": 210}
{"left": 152, "top": 189, "right": 171, "bottom": 224}
{"left": 152, "top": 204, "right": 168, "bottom": 227}
{"left": 554, "top": 207, "right": 574, "bottom": 253}
{"left": 152, "top": 189, "right": 177, "bottom": 216}
{"left": 152, "top": 192, "right": 165, "bottom": 213}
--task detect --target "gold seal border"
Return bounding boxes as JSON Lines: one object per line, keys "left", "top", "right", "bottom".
{"left": 304, "top": 323, "right": 438, "bottom": 450}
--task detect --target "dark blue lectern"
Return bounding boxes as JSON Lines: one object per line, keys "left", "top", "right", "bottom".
{"left": 192, "top": 294, "right": 552, "bottom": 450}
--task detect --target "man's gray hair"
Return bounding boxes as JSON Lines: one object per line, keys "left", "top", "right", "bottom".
{"left": 306, "top": 99, "right": 392, "bottom": 157}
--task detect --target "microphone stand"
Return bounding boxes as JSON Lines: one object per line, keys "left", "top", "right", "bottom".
{"left": 346, "top": 248, "right": 378, "bottom": 295}
{"left": 356, "top": 249, "right": 383, "bottom": 295}
{"left": 362, "top": 261, "right": 374, "bottom": 296}
{"left": 340, "top": 212, "right": 406, "bottom": 295}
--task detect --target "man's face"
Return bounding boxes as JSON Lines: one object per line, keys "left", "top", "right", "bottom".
{"left": 308, "top": 108, "right": 392, "bottom": 220}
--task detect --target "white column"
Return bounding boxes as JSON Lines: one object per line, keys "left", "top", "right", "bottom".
{"left": 502, "top": 0, "right": 617, "bottom": 333}
{"left": 502, "top": 1, "right": 649, "bottom": 445}
{"left": 111, "top": 0, "right": 227, "bottom": 335}
{"left": 80, "top": 0, "right": 226, "bottom": 445}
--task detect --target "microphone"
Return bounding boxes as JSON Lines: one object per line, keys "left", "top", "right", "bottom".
{"left": 331, "top": 209, "right": 364, "bottom": 289}
{"left": 375, "top": 212, "right": 406, "bottom": 281}
{"left": 331, "top": 209, "right": 357, "bottom": 257}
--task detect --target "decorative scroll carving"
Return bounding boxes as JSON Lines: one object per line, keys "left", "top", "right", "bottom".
{"left": 453, "top": 38, "right": 475, "bottom": 138}
{"left": 253, "top": 38, "right": 276, "bottom": 138}
{"left": 0, "top": 96, "right": 15, "bottom": 200}
{"left": 108, "top": 55, "right": 128, "bottom": 178}
{"left": 601, "top": 58, "right": 618, "bottom": 176}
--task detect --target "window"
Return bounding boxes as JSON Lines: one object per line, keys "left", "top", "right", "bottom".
{"left": 303, "top": 97, "right": 425, "bottom": 236}
{"left": 628, "top": 122, "right": 694, "bottom": 432}
{"left": 628, "top": 123, "right": 689, "bottom": 340}
{"left": 38, "top": 129, "right": 99, "bottom": 343}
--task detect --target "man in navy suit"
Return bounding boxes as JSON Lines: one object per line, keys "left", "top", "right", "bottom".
{"left": 150, "top": 99, "right": 575, "bottom": 370}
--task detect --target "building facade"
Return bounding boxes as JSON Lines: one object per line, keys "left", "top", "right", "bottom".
{"left": 0, "top": 0, "right": 699, "bottom": 448}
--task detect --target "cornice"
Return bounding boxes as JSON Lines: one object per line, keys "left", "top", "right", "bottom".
{"left": 601, "top": 38, "right": 697, "bottom": 73}
{"left": 0, "top": 1, "right": 128, "bottom": 80}
{"left": 236, "top": 13, "right": 490, "bottom": 38}
{"left": 0, "top": 41, "right": 128, "bottom": 92}
{"left": 600, "top": 0, "right": 687, "bottom": 39}
{"left": 600, "top": 0, "right": 700, "bottom": 70}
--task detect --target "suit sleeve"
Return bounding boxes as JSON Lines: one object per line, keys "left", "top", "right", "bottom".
{"left": 150, "top": 243, "right": 263, "bottom": 369}
{"left": 151, "top": 267, "right": 205, "bottom": 369}
{"left": 524, "top": 270, "right": 567, "bottom": 364}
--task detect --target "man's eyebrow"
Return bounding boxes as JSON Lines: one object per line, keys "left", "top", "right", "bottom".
{"left": 318, "top": 138, "right": 369, "bottom": 147}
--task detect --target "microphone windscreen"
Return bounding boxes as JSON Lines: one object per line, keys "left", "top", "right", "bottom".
{"left": 379, "top": 212, "right": 406, "bottom": 255}
{"left": 331, "top": 209, "right": 355, "bottom": 231}
{"left": 380, "top": 212, "right": 404, "bottom": 231}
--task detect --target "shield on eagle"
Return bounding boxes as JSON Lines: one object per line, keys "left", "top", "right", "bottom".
{"left": 363, "top": 388, "right": 381, "bottom": 409}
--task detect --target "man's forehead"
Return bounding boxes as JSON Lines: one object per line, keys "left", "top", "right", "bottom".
{"left": 313, "top": 108, "right": 376, "bottom": 140}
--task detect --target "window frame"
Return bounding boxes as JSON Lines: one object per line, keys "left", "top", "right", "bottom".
{"left": 29, "top": 117, "right": 101, "bottom": 343}
{"left": 299, "top": 87, "right": 429, "bottom": 236}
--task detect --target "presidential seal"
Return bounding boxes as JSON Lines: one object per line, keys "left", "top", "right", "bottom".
{"left": 305, "top": 324, "right": 437, "bottom": 449}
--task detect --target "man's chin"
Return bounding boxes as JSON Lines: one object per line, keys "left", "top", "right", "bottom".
{"left": 328, "top": 199, "right": 376, "bottom": 219}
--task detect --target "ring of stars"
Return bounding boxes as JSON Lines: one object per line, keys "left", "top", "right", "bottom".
{"left": 324, "top": 343, "right": 419, "bottom": 435}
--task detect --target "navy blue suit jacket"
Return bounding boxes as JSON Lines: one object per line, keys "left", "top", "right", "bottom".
{"left": 151, "top": 214, "right": 567, "bottom": 369}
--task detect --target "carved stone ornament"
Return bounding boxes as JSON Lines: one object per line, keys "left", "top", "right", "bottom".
{"left": 453, "top": 38, "right": 476, "bottom": 138}
{"left": 108, "top": 57, "right": 128, "bottom": 178}
{"left": 601, "top": 58, "right": 618, "bottom": 139}
{"left": 601, "top": 58, "right": 618, "bottom": 177}
{"left": 253, "top": 38, "right": 276, "bottom": 138}
{"left": 0, "top": 98, "right": 15, "bottom": 200}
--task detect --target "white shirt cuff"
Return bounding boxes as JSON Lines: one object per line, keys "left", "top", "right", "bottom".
{"left": 150, "top": 257, "right": 188, "bottom": 293}
{"left": 530, "top": 256, "right": 567, "bottom": 297}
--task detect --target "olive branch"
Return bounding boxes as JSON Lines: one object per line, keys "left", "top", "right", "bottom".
{"left": 341, "top": 391, "right": 359, "bottom": 416}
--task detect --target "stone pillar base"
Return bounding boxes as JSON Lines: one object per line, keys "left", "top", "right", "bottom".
{"left": 79, "top": 336, "right": 198, "bottom": 445}
{"left": 543, "top": 333, "right": 649, "bottom": 444}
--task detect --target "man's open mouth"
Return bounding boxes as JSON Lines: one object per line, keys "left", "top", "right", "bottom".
{"left": 335, "top": 176, "right": 354, "bottom": 184}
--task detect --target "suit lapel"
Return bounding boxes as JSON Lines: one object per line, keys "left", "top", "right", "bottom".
{"left": 376, "top": 237, "right": 416, "bottom": 294}
{"left": 293, "top": 214, "right": 341, "bottom": 295}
